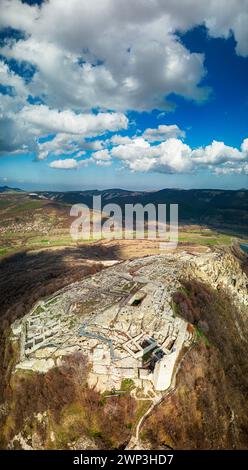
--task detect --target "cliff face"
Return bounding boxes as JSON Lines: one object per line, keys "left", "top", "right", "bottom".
{"left": 184, "top": 248, "right": 248, "bottom": 308}
{"left": 0, "top": 247, "right": 247, "bottom": 450}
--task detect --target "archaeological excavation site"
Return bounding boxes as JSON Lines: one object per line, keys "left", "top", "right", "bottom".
{"left": 11, "top": 248, "right": 248, "bottom": 396}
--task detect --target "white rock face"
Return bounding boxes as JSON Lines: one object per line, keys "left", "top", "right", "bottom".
{"left": 16, "top": 358, "right": 55, "bottom": 373}
{"left": 10, "top": 249, "right": 248, "bottom": 394}
{"left": 185, "top": 250, "right": 248, "bottom": 307}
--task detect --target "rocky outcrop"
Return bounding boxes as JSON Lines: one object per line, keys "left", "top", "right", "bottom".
{"left": 184, "top": 248, "right": 248, "bottom": 307}
{"left": 1, "top": 247, "right": 248, "bottom": 450}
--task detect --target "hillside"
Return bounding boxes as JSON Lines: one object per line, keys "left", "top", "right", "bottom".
{"left": 34, "top": 188, "right": 248, "bottom": 235}
{"left": 0, "top": 186, "right": 23, "bottom": 193}
{"left": 0, "top": 187, "right": 247, "bottom": 259}
{"left": 0, "top": 246, "right": 247, "bottom": 450}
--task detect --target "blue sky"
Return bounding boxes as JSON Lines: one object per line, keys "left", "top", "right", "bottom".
{"left": 0, "top": 1, "right": 248, "bottom": 191}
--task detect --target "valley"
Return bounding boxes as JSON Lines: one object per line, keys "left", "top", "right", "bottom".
{"left": 1, "top": 187, "right": 248, "bottom": 259}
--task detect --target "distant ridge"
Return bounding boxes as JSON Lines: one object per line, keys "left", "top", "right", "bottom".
{"left": 0, "top": 185, "right": 23, "bottom": 193}
{"left": 35, "top": 187, "right": 248, "bottom": 233}
{"left": 0, "top": 186, "right": 247, "bottom": 232}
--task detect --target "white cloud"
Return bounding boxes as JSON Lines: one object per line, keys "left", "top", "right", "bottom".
{"left": 36, "top": 135, "right": 105, "bottom": 161}
{"left": 0, "top": 60, "right": 27, "bottom": 97}
{"left": 214, "top": 163, "right": 248, "bottom": 175}
{"left": 49, "top": 157, "right": 93, "bottom": 169}
{"left": 80, "top": 140, "right": 104, "bottom": 151}
{"left": 111, "top": 137, "right": 192, "bottom": 173}
{"left": 0, "top": 100, "right": 127, "bottom": 156}
{"left": 110, "top": 135, "right": 248, "bottom": 174}
{"left": 0, "top": 0, "right": 210, "bottom": 113}
{"left": 0, "top": 93, "right": 39, "bottom": 154}
{"left": 4, "top": 32, "right": 208, "bottom": 112}
{"left": 92, "top": 149, "right": 111, "bottom": 161}
{"left": 37, "top": 134, "right": 80, "bottom": 161}
{"left": 47, "top": 133, "right": 248, "bottom": 174}
{"left": 0, "top": 0, "right": 39, "bottom": 32}
{"left": 142, "top": 124, "right": 185, "bottom": 142}
{"left": 49, "top": 158, "right": 78, "bottom": 169}
{"left": 111, "top": 138, "right": 155, "bottom": 162}
{"left": 110, "top": 135, "right": 133, "bottom": 145}
{"left": 154, "top": 139, "right": 192, "bottom": 173}
{"left": 1, "top": 0, "right": 248, "bottom": 176}
{"left": 191, "top": 140, "right": 245, "bottom": 165}
{"left": 20, "top": 105, "right": 128, "bottom": 136}
{"left": 1, "top": 0, "right": 247, "bottom": 119}
{"left": 241, "top": 138, "right": 248, "bottom": 154}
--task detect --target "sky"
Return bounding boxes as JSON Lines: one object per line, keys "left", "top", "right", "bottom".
{"left": 0, "top": 0, "right": 248, "bottom": 191}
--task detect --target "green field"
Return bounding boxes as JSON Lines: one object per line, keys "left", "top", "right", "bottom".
{"left": 0, "top": 228, "right": 244, "bottom": 260}
{"left": 0, "top": 192, "right": 247, "bottom": 259}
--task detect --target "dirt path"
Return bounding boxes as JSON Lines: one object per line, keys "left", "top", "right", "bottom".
{"left": 126, "top": 342, "right": 195, "bottom": 450}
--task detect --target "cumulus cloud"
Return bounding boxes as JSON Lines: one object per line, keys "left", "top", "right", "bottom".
{"left": 36, "top": 135, "right": 106, "bottom": 161}
{"left": 79, "top": 140, "right": 104, "bottom": 151}
{"left": 1, "top": 0, "right": 248, "bottom": 178}
{"left": 0, "top": 92, "right": 38, "bottom": 154}
{"left": 111, "top": 137, "right": 192, "bottom": 173}
{"left": 0, "top": 0, "right": 212, "bottom": 115}
{"left": 241, "top": 138, "right": 248, "bottom": 154}
{"left": 47, "top": 134, "right": 248, "bottom": 173}
{"left": 214, "top": 164, "right": 248, "bottom": 175}
{"left": 0, "top": 98, "right": 127, "bottom": 156}
{"left": 49, "top": 158, "right": 79, "bottom": 169}
{"left": 110, "top": 135, "right": 133, "bottom": 145}
{"left": 210, "top": 139, "right": 248, "bottom": 175}
{"left": 92, "top": 149, "right": 111, "bottom": 161}
{"left": 109, "top": 135, "right": 248, "bottom": 174}
{"left": 0, "top": 0, "right": 39, "bottom": 32}
{"left": 142, "top": 124, "right": 185, "bottom": 142}
{"left": 20, "top": 105, "right": 128, "bottom": 136}
{"left": 37, "top": 134, "right": 80, "bottom": 161}
{"left": 49, "top": 157, "right": 92, "bottom": 169}
{"left": 191, "top": 140, "right": 245, "bottom": 165}
{"left": 1, "top": 0, "right": 248, "bottom": 117}
{"left": 0, "top": 60, "right": 27, "bottom": 97}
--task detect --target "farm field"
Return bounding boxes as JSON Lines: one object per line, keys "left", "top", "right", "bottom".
{"left": 1, "top": 191, "right": 247, "bottom": 260}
